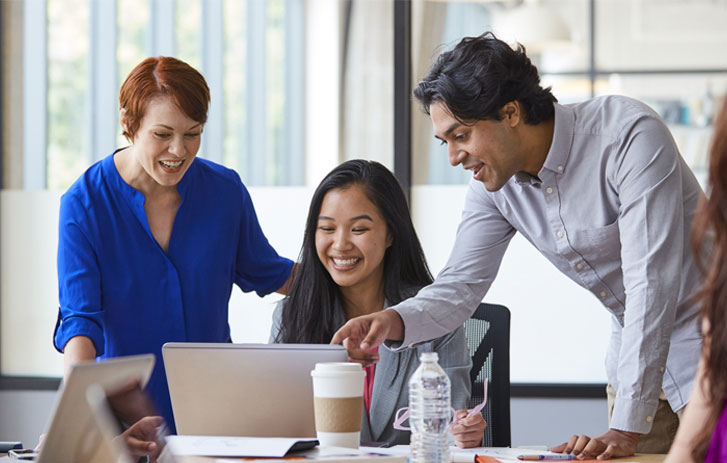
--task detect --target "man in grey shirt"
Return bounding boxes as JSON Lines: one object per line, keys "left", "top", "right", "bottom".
{"left": 332, "top": 33, "right": 703, "bottom": 458}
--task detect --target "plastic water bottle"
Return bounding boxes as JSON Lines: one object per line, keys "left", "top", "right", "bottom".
{"left": 409, "top": 352, "right": 451, "bottom": 463}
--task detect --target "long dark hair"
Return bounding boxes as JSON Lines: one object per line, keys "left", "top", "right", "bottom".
{"left": 277, "top": 160, "right": 433, "bottom": 344}
{"left": 691, "top": 97, "right": 727, "bottom": 460}
{"left": 413, "top": 32, "right": 556, "bottom": 125}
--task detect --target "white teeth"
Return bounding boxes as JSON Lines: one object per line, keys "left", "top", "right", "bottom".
{"left": 160, "top": 160, "right": 183, "bottom": 168}
{"left": 333, "top": 257, "right": 359, "bottom": 267}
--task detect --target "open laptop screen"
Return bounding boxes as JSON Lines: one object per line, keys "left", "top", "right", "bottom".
{"left": 163, "top": 343, "right": 347, "bottom": 437}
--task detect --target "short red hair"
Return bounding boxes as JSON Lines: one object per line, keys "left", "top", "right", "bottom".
{"left": 119, "top": 56, "right": 210, "bottom": 141}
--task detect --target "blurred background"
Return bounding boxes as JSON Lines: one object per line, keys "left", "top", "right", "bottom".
{"left": 2, "top": 0, "right": 726, "bottom": 448}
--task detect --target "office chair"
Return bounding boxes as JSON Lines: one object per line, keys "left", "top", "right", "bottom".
{"left": 464, "top": 302, "right": 511, "bottom": 447}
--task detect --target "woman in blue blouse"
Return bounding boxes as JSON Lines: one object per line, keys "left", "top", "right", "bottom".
{"left": 53, "top": 57, "right": 294, "bottom": 433}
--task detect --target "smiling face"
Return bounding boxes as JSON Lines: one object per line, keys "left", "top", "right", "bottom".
{"left": 431, "top": 101, "right": 527, "bottom": 192}
{"left": 124, "top": 96, "right": 203, "bottom": 188}
{"left": 315, "top": 184, "right": 392, "bottom": 295}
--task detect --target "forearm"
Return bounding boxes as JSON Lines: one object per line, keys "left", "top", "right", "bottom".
{"left": 275, "top": 263, "right": 297, "bottom": 295}
{"left": 63, "top": 335, "right": 97, "bottom": 379}
{"left": 611, "top": 115, "right": 698, "bottom": 431}
{"left": 390, "top": 274, "right": 490, "bottom": 348}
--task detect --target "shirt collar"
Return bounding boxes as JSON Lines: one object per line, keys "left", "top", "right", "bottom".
{"left": 103, "top": 149, "right": 142, "bottom": 202}
{"left": 539, "top": 102, "right": 575, "bottom": 176}
{"left": 102, "top": 149, "right": 196, "bottom": 201}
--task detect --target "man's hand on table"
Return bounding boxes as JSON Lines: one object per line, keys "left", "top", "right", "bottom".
{"left": 330, "top": 309, "right": 404, "bottom": 367}
{"left": 550, "top": 428, "right": 640, "bottom": 460}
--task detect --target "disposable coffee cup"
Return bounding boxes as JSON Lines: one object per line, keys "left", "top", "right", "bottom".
{"left": 310, "top": 362, "right": 366, "bottom": 449}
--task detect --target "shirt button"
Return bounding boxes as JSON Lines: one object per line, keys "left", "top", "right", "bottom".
{"left": 660, "top": 367, "right": 665, "bottom": 372}
{"left": 646, "top": 416, "right": 653, "bottom": 423}
{"left": 557, "top": 165, "right": 564, "bottom": 172}
{"left": 556, "top": 230, "right": 564, "bottom": 238}
{"left": 600, "top": 291, "right": 607, "bottom": 298}
{"left": 576, "top": 263, "right": 584, "bottom": 270}
{"left": 546, "top": 187, "right": 553, "bottom": 194}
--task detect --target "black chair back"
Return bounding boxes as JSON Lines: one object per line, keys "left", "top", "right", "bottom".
{"left": 464, "top": 302, "right": 511, "bottom": 447}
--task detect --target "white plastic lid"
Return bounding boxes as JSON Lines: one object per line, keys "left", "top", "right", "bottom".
{"left": 310, "top": 362, "right": 366, "bottom": 378}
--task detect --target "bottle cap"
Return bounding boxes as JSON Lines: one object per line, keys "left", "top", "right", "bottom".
{"left": 419, "top": 352, "right": 439, "bottom": 362}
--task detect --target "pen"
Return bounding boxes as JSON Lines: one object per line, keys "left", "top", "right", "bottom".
{"left": 461, "top": 400, "right": 486, "bottom": 421}
{"left": 454, "top": 379, "right": 488, "bottom": 424}
{"left": 517, "top": 455, "right": 575, "bottom": 461}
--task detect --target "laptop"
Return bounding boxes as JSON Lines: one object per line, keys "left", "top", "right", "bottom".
{"left": 36, "top": 354, "right": 155, "bottom": 463}
{"left": 163, "top": 342, "right": 347, "bottom": 437}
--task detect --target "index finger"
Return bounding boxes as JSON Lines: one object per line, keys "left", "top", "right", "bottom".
{"left": 331, "top": 322, "right": 357, "bottom": 345}
{"left": 342, "top": 338, "right": 379, "bottom": 365}
{"left": 549, "top": 442, "right": 568, "bottom": 453}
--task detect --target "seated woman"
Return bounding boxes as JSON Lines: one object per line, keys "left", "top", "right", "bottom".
{"left": 664, "top": 100, "right": 727, "bottom": 463}
{"left": 270, "top": 159, "right": 486, "bottom": 447}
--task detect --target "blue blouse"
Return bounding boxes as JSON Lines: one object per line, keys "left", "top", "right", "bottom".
{"left": 54, "top": 152, "right": 293, "bottom": 432}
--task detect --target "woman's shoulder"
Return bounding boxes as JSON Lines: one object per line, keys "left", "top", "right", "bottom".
{"left": 188, "top": 158, "right": 256, "bottom": 208}
{"left": 191, "top": 157, "right": 245, "bottom": 187}
{"left": 272, "top": 299, "right": 285, "bottom": 319}
{"left": 61, "top": 156, "right": 114, "bottom": 213}
{"left": 269, "top": 299, "right": 286, "bottom": 343}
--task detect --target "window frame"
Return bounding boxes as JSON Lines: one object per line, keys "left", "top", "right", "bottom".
{"left": 0, "top": 0, "right": 306, "bottom": 390}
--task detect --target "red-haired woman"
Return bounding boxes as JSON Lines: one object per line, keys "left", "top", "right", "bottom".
{"left": 53, "top": 57, "right": 293, "bottom": 438}
{"left": 665, "top": 98, "right": 727, "bottom": 463}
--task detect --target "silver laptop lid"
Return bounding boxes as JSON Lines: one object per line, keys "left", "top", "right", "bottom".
{"left": 163, "top": 343, "right": 347, "bottom": 437}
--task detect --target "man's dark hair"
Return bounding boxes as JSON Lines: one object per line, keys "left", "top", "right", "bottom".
{"left": 413, "top": 32, "right": 557, "bottom": 125}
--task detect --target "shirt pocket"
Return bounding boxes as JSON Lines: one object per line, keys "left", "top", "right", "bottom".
{"left": 569, "top": 219, "right": 621, "bottom": 264}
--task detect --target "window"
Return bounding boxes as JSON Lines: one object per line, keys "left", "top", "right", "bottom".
{"left": 22, "top": 0, "right": 305, "bottom": 192}
{"left": 2, "top": 0, "right": 395, "bottom": 380}
{"left": 2, "top": 0, "right": 309, "bottom": 378}
{"left": 408, "top": 0, "right": 727, "bottom": 384}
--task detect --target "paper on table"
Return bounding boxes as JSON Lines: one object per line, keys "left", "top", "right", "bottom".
{"left": 164, "top": 436, "right": 317, "bottom": 457}
{"left": 215, "top": 445, "right": 408, "bottom": 462}
{"left": 381, "top": 445, "right": 602, "bottom": 462}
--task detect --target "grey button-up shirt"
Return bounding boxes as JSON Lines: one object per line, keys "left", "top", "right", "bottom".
{"left": 392, "top": 95, "right": 703, "bottom": 433}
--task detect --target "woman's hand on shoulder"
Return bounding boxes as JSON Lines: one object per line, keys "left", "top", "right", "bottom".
{"left": 450, "top": 409, "right": 486, "bottom": 448}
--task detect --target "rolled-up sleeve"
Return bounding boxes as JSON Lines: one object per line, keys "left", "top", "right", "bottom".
{"left": 54, "top": 194, "right": 105, "bottom": 356}
{"left": 390, "top": 179, "right": 515, "bottom": 349}
{"left": 610, "top": 115, "right": 685, "bottom": 433}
